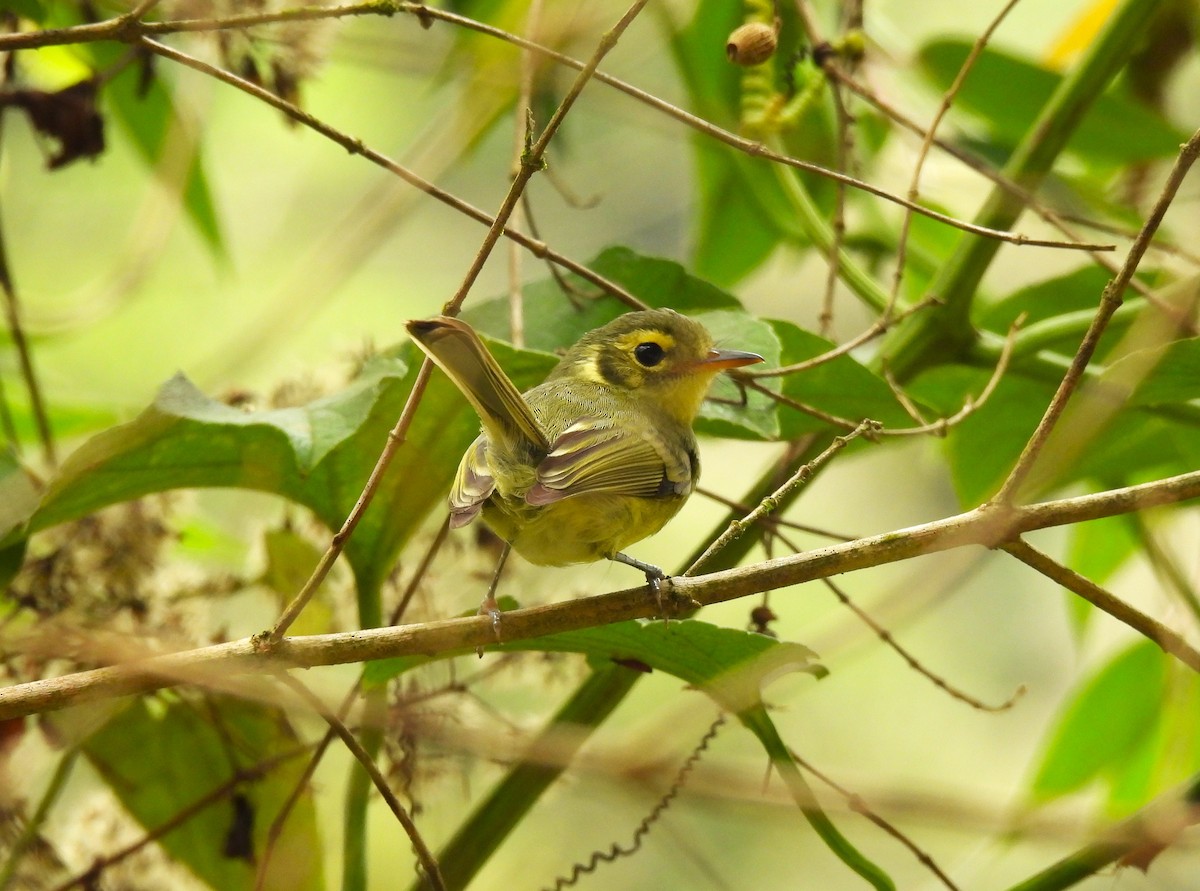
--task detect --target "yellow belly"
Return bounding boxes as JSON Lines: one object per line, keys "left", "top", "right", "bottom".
{"left": 481, "top": 491, "right": 686, "bottom": 566}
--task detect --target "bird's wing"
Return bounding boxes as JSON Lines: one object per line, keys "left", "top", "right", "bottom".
{"left": 448, "top": 436, "right": 495, "bottom": 527}
{"left": 526, "top": 421, "right": 690, "bottom": 506}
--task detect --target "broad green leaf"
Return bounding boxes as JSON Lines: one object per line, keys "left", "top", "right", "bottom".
{"left": 770, "top": 320, "right": 916, "bottom": 438}
{"left": 15, "top": 346, "right": 559, "bottom": 598}
{"left": 365, "top": 618, "right": 825, "bottom": 713}
{"left": 1030, "top": 640, "right": 1167, "bottom": 800}
{"left": 919, "top": 40, "right": 1187, "bottom": 164}
{"left": 84, "top": 696, "right": 323, "bottom": 891}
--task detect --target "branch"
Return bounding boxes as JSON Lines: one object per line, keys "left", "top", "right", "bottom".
{"left": 2, "top": 470, "right": 1197, "bottom": 721}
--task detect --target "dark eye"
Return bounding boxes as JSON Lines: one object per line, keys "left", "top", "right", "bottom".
{"left": 633, "top": 342, "right": 665, "bottom": 367}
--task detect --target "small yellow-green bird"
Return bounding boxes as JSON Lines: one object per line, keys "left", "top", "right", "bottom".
{"left": 406, "top": 308, "right": 763, "bottom": 625}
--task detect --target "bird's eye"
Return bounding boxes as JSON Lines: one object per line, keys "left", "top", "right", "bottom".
{"left": 633, "top": 342, "right": 665, "bottom": 367}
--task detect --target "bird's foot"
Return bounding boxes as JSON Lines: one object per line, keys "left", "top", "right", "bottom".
{"left": 611, "top": 552, "right": 682, "bottom": 621}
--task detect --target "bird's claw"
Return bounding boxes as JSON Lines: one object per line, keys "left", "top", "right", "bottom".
{"left": 477, "top": 596, "right": 503, "bottom": 657}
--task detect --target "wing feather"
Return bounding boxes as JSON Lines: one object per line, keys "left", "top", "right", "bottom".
{"left": 526, "top": 421, "right": 687, "bottom": 506}
{"left": 449, "top": 436, "right": 495, "bottom": 527}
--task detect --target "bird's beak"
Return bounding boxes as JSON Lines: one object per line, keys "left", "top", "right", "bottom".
{"left": 698, "top": 348, "right": 764, "bottom": 371}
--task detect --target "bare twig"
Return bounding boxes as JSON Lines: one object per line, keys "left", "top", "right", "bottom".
{"left": 0, "top": 205, "right": 56, "bottom": 467}
{"left": 993, "top": 127, "right": 1200, "bottom": 504}
{"left": 136, "top": 37, "right": 645, "bottom": 312}
{"left": 264, "top": 0, "right": 649, "bottom": 639}
{"left": 747, "top": 296, "right": 939, "bottom": 379}
{"left": 686, "top": 419, "right": 880, "bottom": 573}
{"left": 882, "top": 315, "right": 1022, "bottom": 437}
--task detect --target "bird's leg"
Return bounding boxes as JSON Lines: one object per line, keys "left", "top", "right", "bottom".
{"left": 610, "top": 552, "right": 669, "bottom": 619}
{"left": 479, "top": 542, "right": 511, "bottom": 645}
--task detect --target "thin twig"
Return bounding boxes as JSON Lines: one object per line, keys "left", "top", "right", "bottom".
{"left": 268, "top": 0, "right": 648, "bottom": 638}
{"left": 747, "top": 296, "right": 939, "bottom": 379}
{"left": 1002, "top": 538, "right": 1200, "bottom": 674}
{"left": 389, "top": 516, "right": 452, "bottom": 626}
{"left": 265, "top": 360, "right": 434, "bottom": 640}
{"left": 277, "top": 674, "right": 446, "bottom": 891}
{"left": 993, "top": 127, "right": 1200, "bottom": 504}
{"left": 0, "top": 202, "right": 56, "bottom": 467}
{"left": 827, "top": 66, "right": 1190, "bottom": 323}
{"left": 882, "top": 315, "right": 1022, "bottom": 437}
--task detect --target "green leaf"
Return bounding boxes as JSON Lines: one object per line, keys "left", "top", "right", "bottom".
{"left": 366, "top": 619, "right": 826, "bottom": 713}
{"left": 919, "top": 40, "right": 1188, "bottom": 165}
{"left": 1030, "top": 640, "right": 1167, "bottom": 801}
{"left": 84, "top": 696, "right": 323, "bottom": 891}
{"left": 770, "top": 320, "right": 916, "bottom": 438}
{"left": 0, "top": 449, "right": 40, "bottom": 542}
{"left": 9, "top": 358, "right": 448, "bottom": 598}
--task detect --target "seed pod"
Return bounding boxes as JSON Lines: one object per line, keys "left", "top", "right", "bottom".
{"left": 726, "top": 21, "right": 778, "bottom": 66}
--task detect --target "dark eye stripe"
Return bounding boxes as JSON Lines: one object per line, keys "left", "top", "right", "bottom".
{"left": 634, "top": 342, "right": 665, "bottom": 367}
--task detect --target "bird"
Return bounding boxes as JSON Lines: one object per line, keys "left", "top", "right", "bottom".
{"left": 406, "top": 308, "right": 764, "bottom": 628}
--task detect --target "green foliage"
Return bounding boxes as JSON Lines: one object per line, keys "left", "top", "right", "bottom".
{"left": 84, "top": 696, "right": 323, "bottom": 891}
{"left": 1029, "top": 641, "right": 1200, "bottom": 815}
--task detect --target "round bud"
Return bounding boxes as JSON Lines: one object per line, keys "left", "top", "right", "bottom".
{"left": 726, "top": 21, "right": 778, "bottom": 66}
